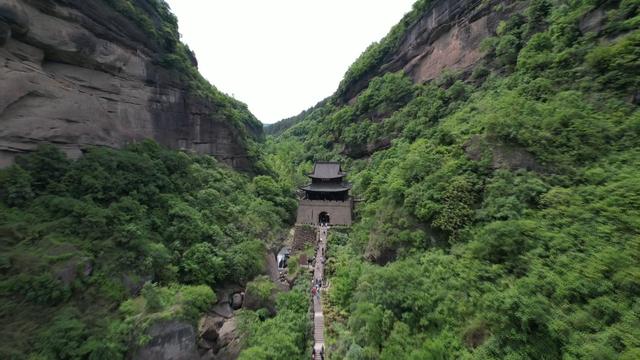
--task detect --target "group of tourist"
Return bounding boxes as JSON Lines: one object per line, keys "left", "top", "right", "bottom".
{"left": 311, "top": 225, "right": 327, "bottom": 299}
{"left": 312, "top": 345, "right": 325, "bottom": 359}
{"left": 312, "top": 224, "right": 328, "bottom": 359}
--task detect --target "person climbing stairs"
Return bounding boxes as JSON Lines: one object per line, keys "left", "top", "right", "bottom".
{"left": 311, "top": 225, "right": 328, "bottom": 359}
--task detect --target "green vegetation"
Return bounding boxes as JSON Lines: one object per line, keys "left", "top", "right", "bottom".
{"left": 0, "top": 142, "right": 294, "bottom": 358}
{"left": 121, "top": 283, "right": 216, "bottom": 341}
{"left": 1, "top": 2, "right": 310, "bottom": 358}
{"left": 269, "top": 0, "right": 640, "bottom": 358}
{"left": 3, "top": 0, "right": 639, "bottom": 358}
{"left": 245, "top": 276, "right": 277, "bottom": 305}
{"left": 102, "top": 0, "right": 179, "bottom": 52}
{"left": 237, "top": 274, "right": 312, "bottom": 359}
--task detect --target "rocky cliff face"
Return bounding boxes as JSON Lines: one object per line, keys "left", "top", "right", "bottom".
{"left": 339, "top": 0, "right": 523, "bottom": 102}
{"left": 0, "top": 0, "right": 260, "bottom": 170}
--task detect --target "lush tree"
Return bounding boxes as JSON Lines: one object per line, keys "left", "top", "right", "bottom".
{"left": 0, "top": 142, "right": 292, "bottom": 358}
{"left": 181, "top": 243, "right": 227, "bottom": 287}
{"left": 267, "top": 0, "right": 640, "bottom": 358}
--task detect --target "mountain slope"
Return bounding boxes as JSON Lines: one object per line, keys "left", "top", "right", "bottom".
{"left": 0, "top": 141, "right": 298, "bottom": 358}
{"left": 269, "top": 0, "right": 640, "bottom": 358}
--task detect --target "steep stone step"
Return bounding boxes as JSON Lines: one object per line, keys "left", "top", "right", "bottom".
{"left": 311, "top": 226, "right": 328, "bottom": 358}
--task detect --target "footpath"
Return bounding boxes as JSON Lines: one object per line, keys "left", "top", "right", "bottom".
{"left": 311, "top": 225, "right": 328, "bottom": 359}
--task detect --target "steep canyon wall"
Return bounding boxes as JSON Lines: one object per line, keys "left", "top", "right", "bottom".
{"left": 339, "top": 0, "right": 524, "bottom": 102}
{"left": 0, "top": 0, "right": 260, "bottom": 170}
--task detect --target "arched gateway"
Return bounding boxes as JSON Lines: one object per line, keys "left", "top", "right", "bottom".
{"left": 296, "top": 162, "right": 353, "bottom": 226}
{"left": 319, "top": 212, "right": 330, "bottom": 224}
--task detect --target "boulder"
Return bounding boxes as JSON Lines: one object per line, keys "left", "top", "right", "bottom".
{"left": 211, "top": 302, "right": 233, "bottom": 319}
{"left": 132, "top": 320, "right": 199, "bottom": 360}
{"left": 230, "top": 292, "right": 243, "bottom": 310}
{"left": 464, "top": 135, "right": 541, "bottom": 172}
{"left": 0, "top": 0, "right": 29, "bottom": 35}
{"left": 196, "top": 314, "right": 240, "bottom": 360}
{"left": 215, "top": 318, "right": 241, "bottom": 360}
{"left": 198, "top": 315, "right": 224, "bottom": 350}
{"left": 53, "top": 257, "right": 92, "bottom": 286}
{"left": 243, "top": 286, "right": 278, "bottom": 316}
{"left": 122, "top": 274, "right": 153, "bottom": 296}
{"left": 201, "top": 327, "right": 218, "bottom": 344}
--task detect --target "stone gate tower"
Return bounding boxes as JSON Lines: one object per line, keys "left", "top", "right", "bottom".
{"left": 296, "top": 162, "right": 353, "bottom": 226}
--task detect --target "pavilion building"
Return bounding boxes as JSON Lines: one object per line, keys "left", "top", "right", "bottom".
{"left": 296, "top": 162, "right": 353, "bottom": 226}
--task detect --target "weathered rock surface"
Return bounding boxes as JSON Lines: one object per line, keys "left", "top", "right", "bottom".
{"left": 464, "top": 135, "right": 541, "bottom": 171}
{"left": 291, "top": 225, "right": 316, "bottom": 252}
{"left": 122, "top": 273, "right": 153, "bottom": 296}
{"left": 124, "top": 284, "right": 248, "bottom": 360}
{"left": 243, "top": 285, "right": 279, "bottom": 316}
{"left": 54, "top": 257, "right": 92, "bottom": 286}
{"left": 133, "top": 320, "right": 199, "bottom": 360}
{"left": 264, "top": 251, "right": 280, "bottom": 282}
{"left": 230, "top": 293, "right": 243, "bottom": 310}
{"left": 198, "top": 315, "right": 223, "bottom": 350}
{"left": 198, "top": 315, "right": 241, "bottom": 360}
{"left": 0, "top": 0, "right": 260, "bottom": 169}
{"left": 212, "top": 285, "right": 244, "bottom": 317}
{"left": 579, "top": 7, "right": 607, "bottom": 34}
{"left": 214, "top": 317, "right": 241, "bottom": 359}
{"left": 339, "top": 0, "right": 524, "bottom": 102}
{"left": 211, "top": 302, "right": 234, "bottom": 319}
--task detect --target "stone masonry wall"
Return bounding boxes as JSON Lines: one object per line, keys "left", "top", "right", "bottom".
{"left": 292, "top": 225, "right": 317, "bottom": 253}
{"left": 296, "top": 199, "right": 353, "bottom": 226}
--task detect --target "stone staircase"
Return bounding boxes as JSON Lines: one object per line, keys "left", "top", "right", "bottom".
{"left": 311, "top": 225, "right": 327, "bottom": 359}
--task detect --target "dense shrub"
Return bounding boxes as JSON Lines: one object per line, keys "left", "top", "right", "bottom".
{"left": 181, "top": 243, "right": 227, "bottom": 287}
{"left": 267, "top": 0, "right": 640, "bottom": 358}
{"left": 0, "top": 142, "right": 291, "bottom": 358}
{"left": 237, "top": 276, "right": 311, "bottom": 359}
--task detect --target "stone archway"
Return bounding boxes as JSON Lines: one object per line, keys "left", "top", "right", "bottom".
{"left": 318, "top": 211, "right": 330, "bottom": 225}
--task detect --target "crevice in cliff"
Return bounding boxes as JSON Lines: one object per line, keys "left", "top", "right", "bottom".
{"left": 0, "top": 90, "right": 47, "bottom": 121}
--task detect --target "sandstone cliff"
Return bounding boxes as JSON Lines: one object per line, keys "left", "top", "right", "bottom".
{"left": 337, "top": 0, "right": 524, "bottom": 103}
{"left": 0, "top": 0, "right": 261, "bottom": 170}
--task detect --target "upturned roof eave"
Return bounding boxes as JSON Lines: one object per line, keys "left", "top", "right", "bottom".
{"left": 307, "top": 173, "right": 346, "bottom": 179}
{"left": 300, "top": 184, "right": 352, "bottom": 192}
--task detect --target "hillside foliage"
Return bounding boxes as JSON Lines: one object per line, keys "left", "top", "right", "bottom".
{"left": 0, "top": 142, "right": 294, "bottom": 358}
{"left": 268, "top": 0, "right": 640, "bottom": 358}
{"left": 237, "top": 274, "right": 312, "bottom": 359}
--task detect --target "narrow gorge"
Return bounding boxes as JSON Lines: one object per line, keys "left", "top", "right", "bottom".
{"left": 1, "top": 0, "right": 639, "bottom": 359}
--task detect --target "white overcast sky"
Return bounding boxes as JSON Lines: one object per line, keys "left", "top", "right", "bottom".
{"left": 164, "top": 0, "right": 416, "bottom": 124}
